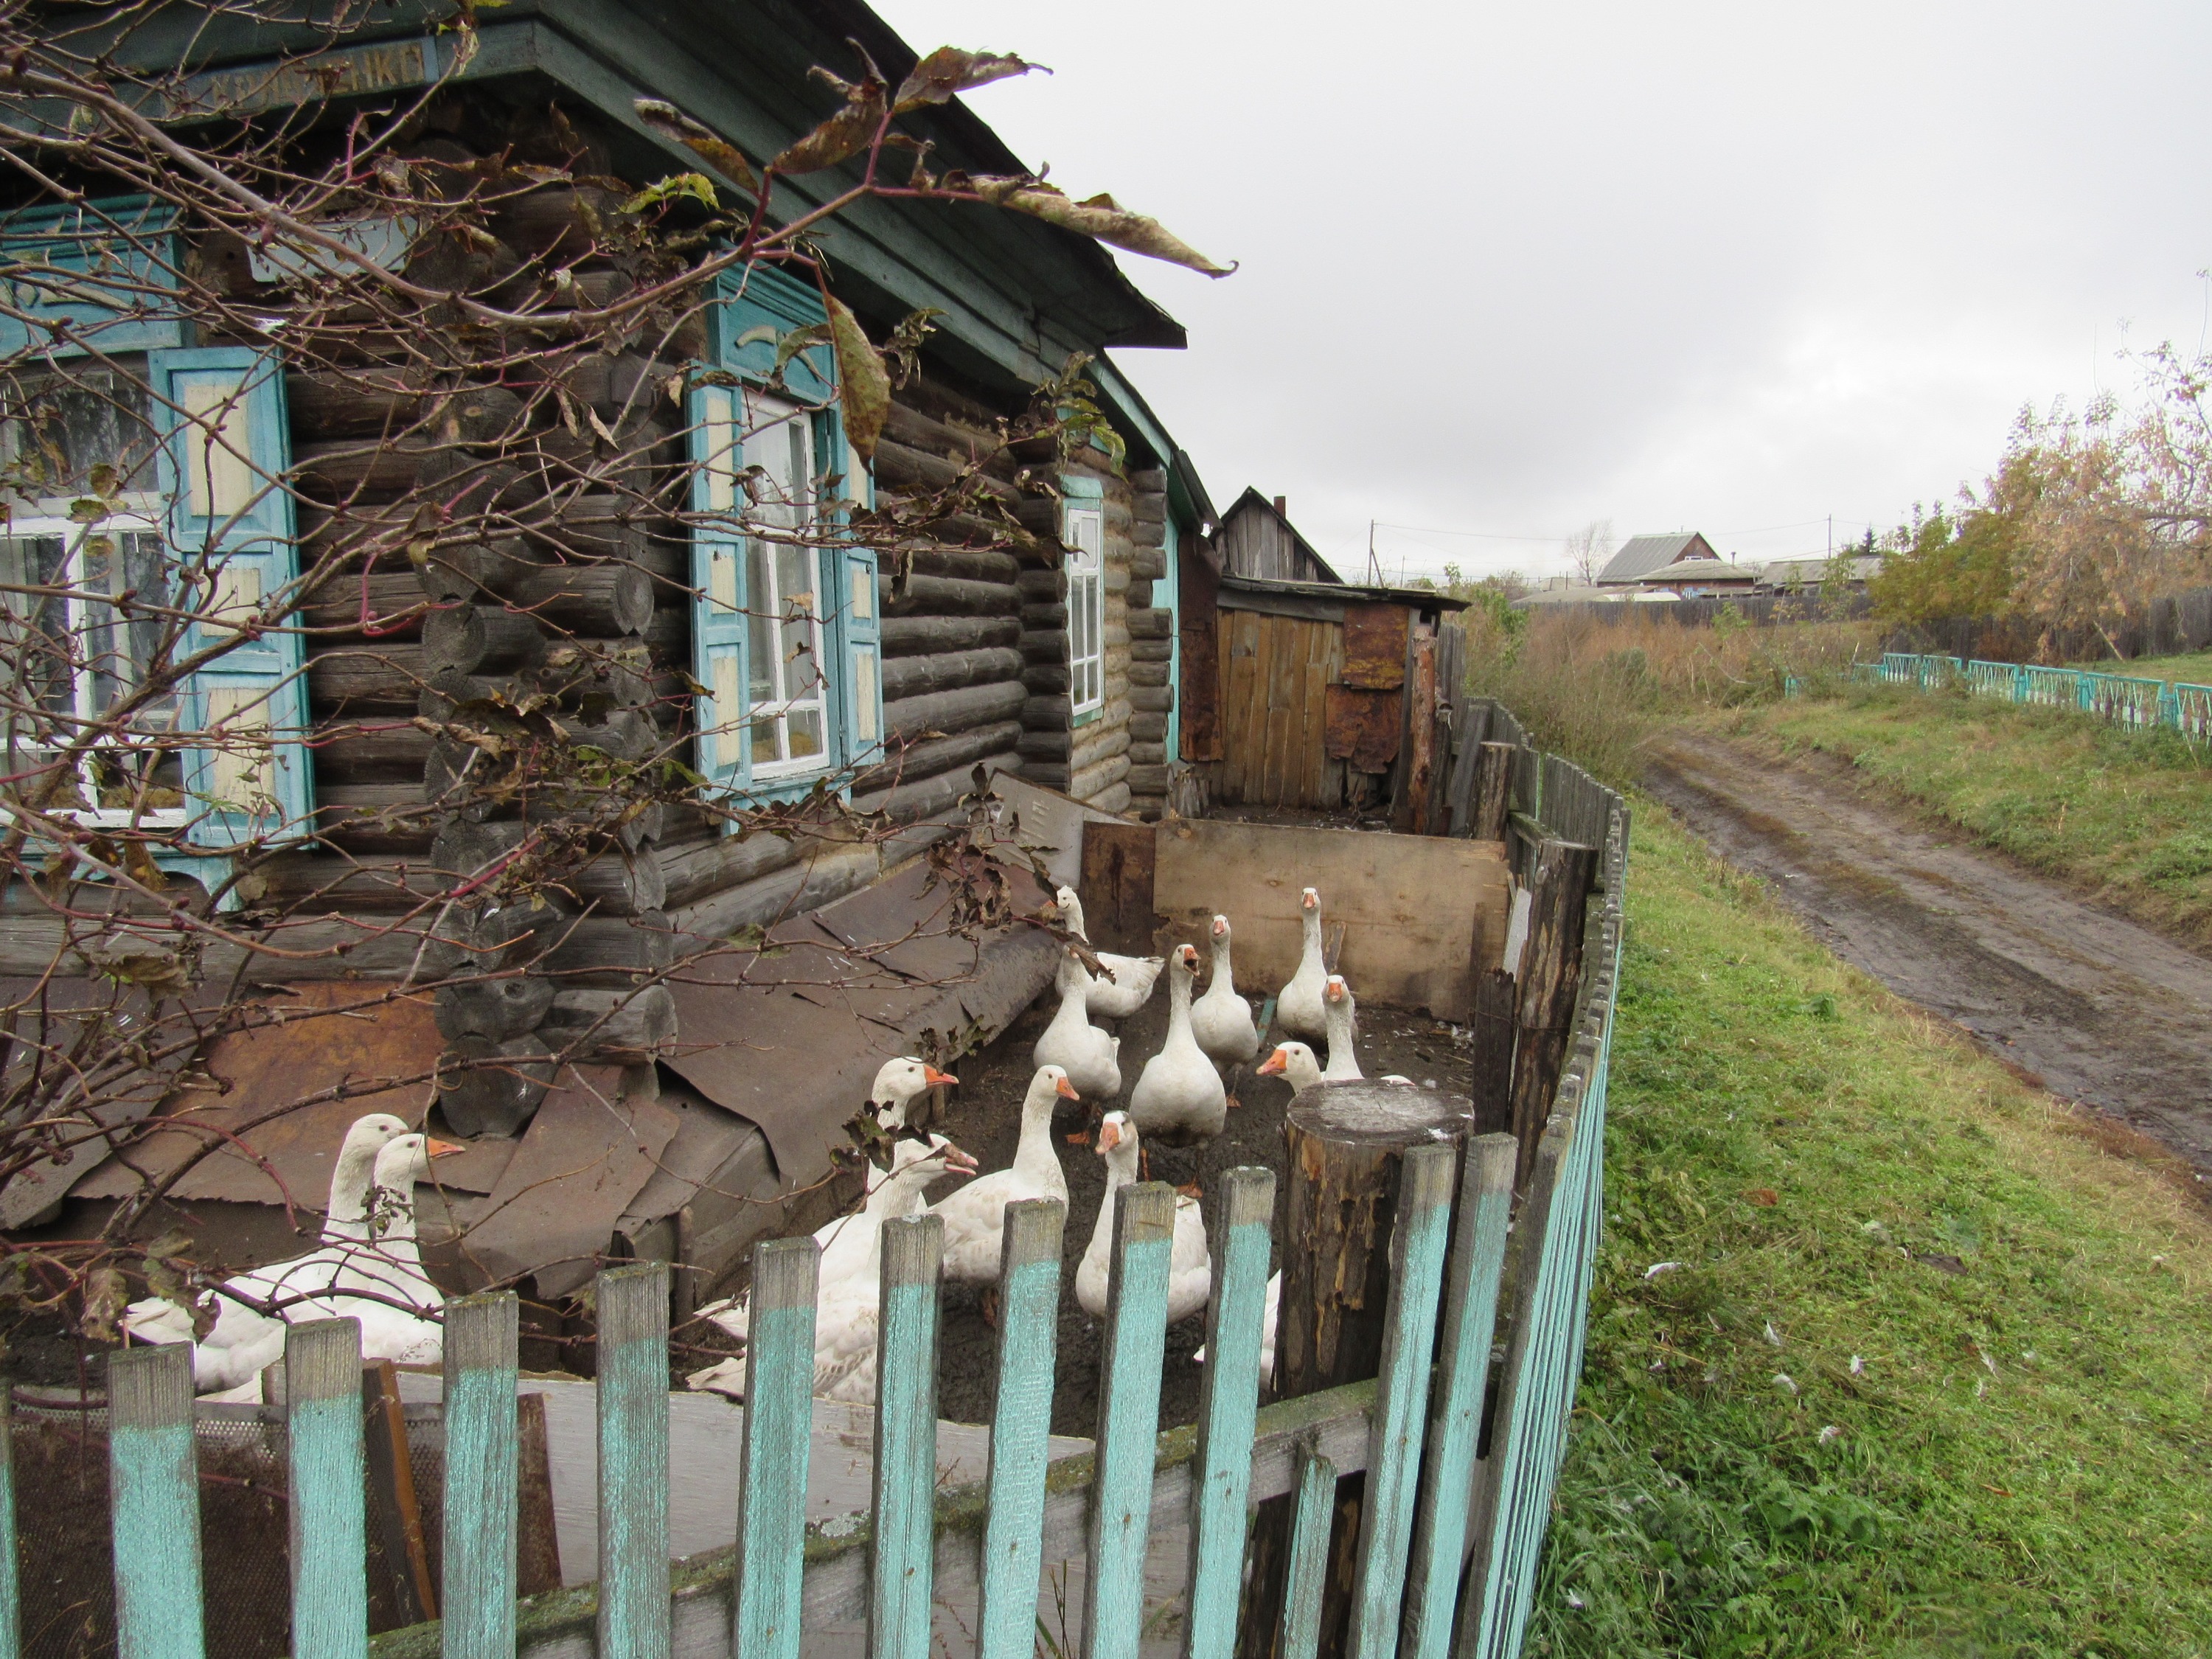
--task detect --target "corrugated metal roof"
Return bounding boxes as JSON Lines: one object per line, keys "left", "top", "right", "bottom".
{"left": 1597, "top": 532, "right": 1711, "bottom": 585}
{"left": 1630, "top": 556, "right": 1753, "bottom": 585}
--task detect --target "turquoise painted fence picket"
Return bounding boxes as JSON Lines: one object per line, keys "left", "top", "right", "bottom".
{"left": 1843, "top": 653, "right": 2212, "bottom": 737}
{"left": 29, "top": 754, "right": 1627, "bottom": 1659}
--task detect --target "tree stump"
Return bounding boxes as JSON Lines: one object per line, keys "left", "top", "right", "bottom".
{"left": 1238, "top": 1079, "right": 1469, "bottom": 1659}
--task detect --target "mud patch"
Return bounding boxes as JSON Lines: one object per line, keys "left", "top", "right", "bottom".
{"left": 1645, "top": 730, "right": 2212, "bottom": 1175}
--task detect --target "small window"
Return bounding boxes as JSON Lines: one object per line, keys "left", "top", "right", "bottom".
{"left": 0, "top": 517, "right": 186, "bottom": 820}
{"left": 730, "top": 393, "right": 832, "bottom": 777}
{"left": 1065, "top": 502, "right": 1105, "bottom": 717}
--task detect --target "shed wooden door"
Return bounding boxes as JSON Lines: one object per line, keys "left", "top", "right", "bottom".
{"left": 1216, "top": 610, "right": 1345, "bottom": 808}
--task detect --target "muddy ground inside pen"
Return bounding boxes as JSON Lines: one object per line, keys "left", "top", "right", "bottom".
{"left": 918, "top": 980, "right": 1475, "bottom": 1439}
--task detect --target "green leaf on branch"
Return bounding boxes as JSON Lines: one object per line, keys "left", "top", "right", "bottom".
{"left": 625, "top": 173, "right": 720, "bottom": 214}
{"left": 634, "top": 100, "right": 761, "bottom": 192}
{"left": 950, "top": 175, "right": 1235, "bottom": 277}
{"left": 893, "top": 47, "right": 1042, "bottom": 112}
{"left": 827, "top": 295, "right": 891, "bottom": 464}
{"left": 773, "top": 64, "right": 888, "bottom": 174}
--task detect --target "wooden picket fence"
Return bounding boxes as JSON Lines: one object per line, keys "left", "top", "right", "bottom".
{"left": 18, "top": 762, "right": 1627, "bottom": 1659}
{"left": 1854, "top": 651, "right": 2212, "bottom": 737}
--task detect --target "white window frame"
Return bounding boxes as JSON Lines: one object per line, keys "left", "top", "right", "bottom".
{"left": 1065, "top": 501, "right": 1105, "bottom": 719}
{"left": 732, "top": 390, "right": 833, "bottom": 780}
{"left": 0, "top": 502, "right": 187, "bottom": 827}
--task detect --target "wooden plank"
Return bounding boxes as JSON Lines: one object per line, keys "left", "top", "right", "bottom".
{"left": 1324, "top": 685, "right": 1402, "bottom": 773}
{"left": 978, "top": 1199, "right": 1068, "bottom": 1659}
{"left": 1183, "top": 1168, "right": 1277, "bottom": 1659}
{"left": 734, "top": 1238, "right": 818, "bottom": 1659}
{"left": 872, "top": 1216, "right": 944, "bottom": 1659}
{"left": 1078, "top": 821, "right": 1158, "bottom": 957}
{"left": 1082, "top": 1183, "right": 1175, "bottom": 1659}
{"left": 0, "top": 1393, "right": 15, "bottom": 1659}
{"left": 1279, "top": 1448, "right": 1337, "bottom": 1659}
{"left": 1509, "top": 841, "right": 1597, "bottom": 1181}
{"left": 363, "top": 1361, "right": 436, "bottom": 1623}
{"left": 286, "top": 1319, "right": 369, "bottom": 1659}
{"left": 1222, "top": 611, "right": 1257, "bottom": 803}
{"left": 445, "top": 1292, "right": 520, "bottom": 1659}
{"left": 1344, "top": 1146, "right": 1456, "bottom": 1659}
{"left": 1178, "top": 549, "right": 1223, "bottom": 763}
{"left": 1339, "top": 604, "right": 1408, "bottom": 690}
{"left": 1263, "top": 619, "right": 1301, "bottom": 807}
{"left": 1399, "top": 1135, "right": 1516, "bottom": 1659}
{"left": 107, "top": 1344, "right": 204, "bottom": 1659}
{"left": 1152, "top": 820, "right": 1511, "bottom": 1023}
{"left": 597, "top": 1262, "right": 671, "bottom": 1659}
{"left": 1302, "top": 650, "right": 1332, "bottom": 810}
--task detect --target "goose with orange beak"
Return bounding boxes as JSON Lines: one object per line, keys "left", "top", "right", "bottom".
{"left": 1077, "top": 1112, "right": 1211, "bottom": 1324}
{"left": 934, "top": 1065, "right": 1081, "bottom": 1285}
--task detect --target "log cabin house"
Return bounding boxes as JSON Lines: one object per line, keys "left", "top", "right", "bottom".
{"left": 0, "top": 0, "right": 1217, "bottom": 1307}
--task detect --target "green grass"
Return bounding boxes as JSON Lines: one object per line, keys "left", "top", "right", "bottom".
{"left": 1529, "top": 807, "right": 2212, "bottom": 1659}
{"left": 2068, "top": 648, "right": 2212, "bottom": 685}
{"left": 1716, "top": 685, "right": 2212, "bottom": 947}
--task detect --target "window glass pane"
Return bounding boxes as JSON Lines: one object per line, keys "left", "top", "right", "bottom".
{"left": 0, "top": 369, "right": 156, "bottom": 499}
{"left": 748, "top": 543, "right": 776, "bottom": 703}
{"left": 786, "top": 706, "right": 823, "bottom": 760}
{"left": 0, "top": 535, "right": 74, "bottom": 757}
{"left": 86, "top": 530, "right": 175, "bottom": 723}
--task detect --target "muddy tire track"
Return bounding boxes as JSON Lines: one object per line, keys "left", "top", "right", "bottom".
{"left": 1645, "top": 730, "right": 2212, "bottom": 1172}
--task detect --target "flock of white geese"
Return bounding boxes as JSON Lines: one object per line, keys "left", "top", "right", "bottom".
{"left": 693, "top": 883, "right": 1405, "bottom": 1404}
{"left": 117, "top": 885, "right": 1397, "bottom": 1408}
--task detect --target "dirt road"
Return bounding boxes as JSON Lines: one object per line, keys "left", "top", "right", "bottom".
{"left": 1644, "top": 729, "right": 2212, "bottom": 1172}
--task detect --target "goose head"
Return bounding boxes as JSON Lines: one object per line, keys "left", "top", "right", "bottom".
{"left": 1027, "top": 1064, "right": 1082, "bottom": 1114}
{"left": 1324, "top": 975, "right": 1352, "bottom": 1009}
{"left": 329, "top": 1113, "right": 414, "bottom": 1215}
{"left": 1257, "top": 1042, "right": 1324, "bottom": 1092}
{"left": 869, "top": 1057, "right": 957, "bottom": 1128}
{"left": 372, "top": 1131, "right": 467, "bottom": 1192}
{"left": 1300, "top": 887, "right": 1320, "bottom": 914}
{"left": 910, "top": 1136, "right": 981, "bottom": 1180}
{"left": 1094, "top": 1110, "right": 1140, "bottom": 1170}
{"left": 1052, "top": 886, "right": 1089, "bottom": 940}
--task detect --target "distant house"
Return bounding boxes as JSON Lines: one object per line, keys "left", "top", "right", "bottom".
{"left": 1211, "top": 488, "right": 1344, "bottom": 585}
{"left": 1626, "top": 556, "right": 1757, "bottom": 597}
{"left": 1758, "top": 554, "right": 1883, "bottom": 594}
{"left": 1596, "top": 531, "right": 1720, "bottom": 586}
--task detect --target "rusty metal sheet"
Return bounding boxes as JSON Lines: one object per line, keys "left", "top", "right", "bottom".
{"left": 1326, "top": 684, "right": 1405, "bottom": 772}
{"left": 661, "top": 857, "right": 1060, "bottom": 1189}
{"left": 1339, "top": 602, "right": 1409, "bottom": 689}
{"left": 615, "top": 1083, "right": 762, "bottom": 1231}
{"left": 1078, "top": 821, "right": 1157, "bottom": 956}
{"left": 67, "top": 982, "right": 442, "bottom": 1211}
{"left": 445, "top": 1065, "right": 678, "bottom": 1298}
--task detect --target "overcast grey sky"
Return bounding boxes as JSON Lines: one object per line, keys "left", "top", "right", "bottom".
{"left": 872, "top": 0, "right": 2212, "bottom": 582}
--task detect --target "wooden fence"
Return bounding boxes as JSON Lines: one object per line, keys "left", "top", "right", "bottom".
{"left": 1845, "top": 653, "right": 2212, "bottom": 739}
{"left": 21, "top": 730, "right": 1627, "bottom": 1659}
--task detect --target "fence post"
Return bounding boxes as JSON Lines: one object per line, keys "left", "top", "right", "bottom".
{"left": 444, "top": 1292, "right": 520, "bottom": 1659}
{"left": 978, "top": 1199, "right": 1067, "bottom": 1659}
{"left": 871, "top": 1215, "right": 945, "bottom": 1659}
{"left": 287, "top": 1318, "right": 369, "bottom": 1659}
{"left": 596, "top": 1262, "right": 670, "bottom": 1659}
{"left": 1398, "top": 1135, "right": 1517, "bottom": 1659}
{"left": 1508, "top": 840, "right": 1596, "bottom": 1184}
{"left": 1184, "top": 1167, "right": 1276, "bottom": 1659}
{"left": 1082, "top": 1182, "right": 1175, "bottom": 1659}
{"left": 1277, "top": 1445, "right": 1337, "bottom": 1659}
{"left": 1344, "top": 1145, "right": 1458, "bottom": 1659}
{"left": 0, "top": 1391, "right": 16, "bottom": 1659}
{"left": 734, "top": 1237, "right": 817, "bottom": 1659}
{"left": 106, "top": 1343, "right": 204, "bottom": 1659}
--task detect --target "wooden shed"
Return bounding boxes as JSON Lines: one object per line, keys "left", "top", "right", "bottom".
{"left": 1177, "top": 552, "right": 1470, "bottom": 821}
{"left": 0, "top": 0, "right": 1215, "bottom": 1302}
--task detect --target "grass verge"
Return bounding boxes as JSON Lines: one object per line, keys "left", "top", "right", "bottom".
{"left": 1714, "top": 684, "right": 2212, "bottom": 948}
{"left": 1528, "top": 805, "right": 2212, "bottom": 1658}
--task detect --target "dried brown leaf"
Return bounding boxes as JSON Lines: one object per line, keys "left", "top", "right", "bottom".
{"left": 893, "top": 47, "right": 1041, "bottom": 113}
{"left": 953, "top": 175, "right": 1234, "bottom": 277}
{"left": 634, "top": 100, "right": 760, "bottom": 192}
{"left": 773, "top": 66, "right": 888, "bottom": 174}
{"left": 827, "top": 295, "right": 890, "bottom": 464}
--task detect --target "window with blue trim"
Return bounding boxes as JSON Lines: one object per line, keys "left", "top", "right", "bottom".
{"left": 1063, "top": 482, "right": 1106, "bottom": 720}
{"left": 0, "top": 201, "right": 310, "bottom": 848}
{"left": 689, "top": 265, "right": 880, "bottom": 813}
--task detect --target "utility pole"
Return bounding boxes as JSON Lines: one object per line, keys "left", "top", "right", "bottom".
{"left": 1367, "top": 520, "right": 1380, "bottom": 586}
{"left": 1827, "top": 515, "right": 1832, "bottom": 559}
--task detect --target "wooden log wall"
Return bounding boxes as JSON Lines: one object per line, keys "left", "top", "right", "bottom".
{"left": 1123, "top": 467, "right": 1175, "bottom": 820}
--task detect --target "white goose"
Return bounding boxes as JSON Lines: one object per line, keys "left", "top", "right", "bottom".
{"left": 1321, "top": 975, "right": 1363, "bottom": 1081}
{"left": 1276, "top": 888, "right": 1329, "bottom": 1041}
{"left": 1194, "top": 1270, "right": 1281, "bottom": 1381}
{"left": 1189, "top": 915, "right": 1259, "bottom": 1071}
{"left": 125, "top": 1132, "right": 463, "bottom": 1399}
{"left": 1256, "top": 1041, "right": 1325, "bottom": 1093}
{"left": 122, "top": 1113, "right": 428, "bottom": 1389}
{"left": 858, "top": 1056, "right": 959, "bottom": 1194}
{"left": 1130, "top": 945, "right": 1227, "bottom": 1144}
{"left": 1033, "top": 950, "right": 1121, "bottom": 1102}
{"left": 1076, "top": 1112, "right": 1210, "bottom": 1324}
{"left": 703, "top": 1130, "right": 978, "bottom": 1343}
{"left": 1054, "top": 886, "right": 1165, "bottom": 1020}
{"left": 934, "top": 1065, "right": 1080, "bottom": 1285}
{"left": 689, "top": 1141, "right": 978, "bottom": 1403}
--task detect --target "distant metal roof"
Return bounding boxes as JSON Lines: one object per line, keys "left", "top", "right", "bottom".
{"left": 1760, "top": 554, "right": 1883, "bottom": 585}
{"left": 1597, "top": 532, "right": 1715, "bottom": 585}
{"left": 1629, "top": 556, "right": 1753, "bottom": 585}
{"left": 1219, "top": 574, "right": 1469, "bottom": 611}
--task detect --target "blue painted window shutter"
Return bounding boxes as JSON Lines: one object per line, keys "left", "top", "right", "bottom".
{"left": 688, "top": 266, "right": 877, "bottom": 810}
{"left": 147, "top": 347, "right": 312, "bottom": 846}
